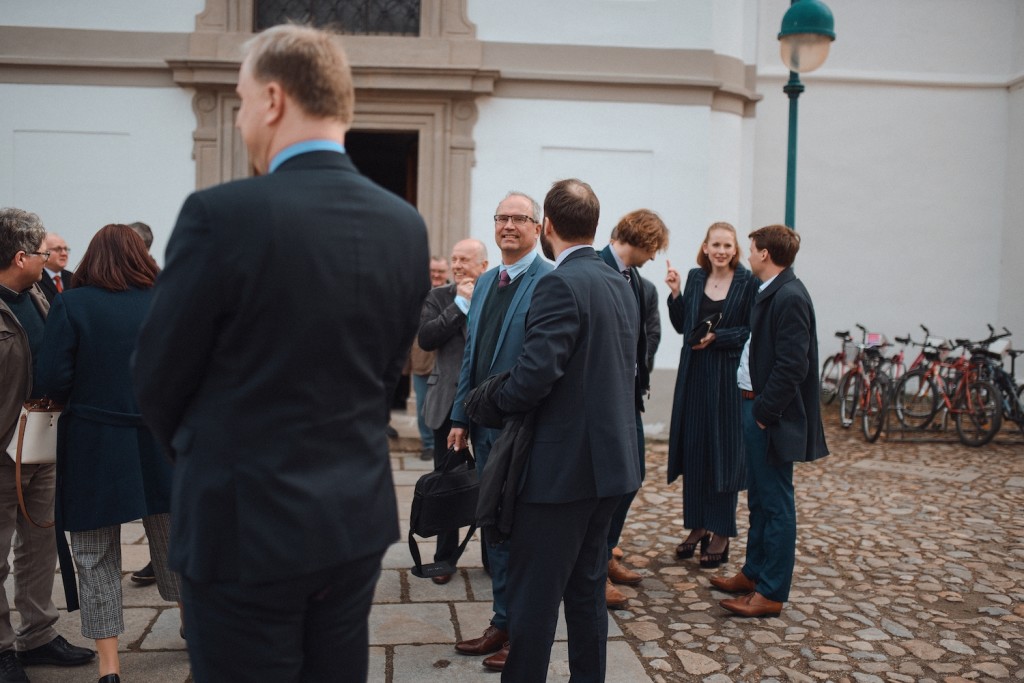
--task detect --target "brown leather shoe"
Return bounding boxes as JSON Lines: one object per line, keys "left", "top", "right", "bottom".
{"left": 709, "top": 572, "right": 755, "bottom": 594}
{"left": 455, "top": 625, "right": 508, "bottom": 655}
{"left": 482, "top": 642, "right": 509, "bottom": 671}
{"left": 605, "top": 578, "right": 628, "bottom": 609}
{"left": 431, "top": 573, "right": 452, "bottom": 585}
{"left": 608, "top": 558, "right": 642, "bottom": 586}
{"left": 720, "top": 592, "right": 783, "bottom": 618}
{"left": 612, "top": 545, "right": 623, "bottom": 559}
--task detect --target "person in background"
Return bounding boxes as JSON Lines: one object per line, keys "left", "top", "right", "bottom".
{"left": 126, "top": 220, "right": 158, "bottom": 585}
{"left": 417, "top": 240, "right": 487, "bottom": 584}
{"left": 0, "top": 207, "right": 95, "bottom": 683}
{"left": 493, "top": 178, "right": 640, "bottom": 681}
{"left": 410, "top": 255, "right": 450, "bottom": 459}
{"left": 127, "top": 222, "right": 154, "bottom": 251}
{"left": 38, "top": 233, "right": 74, "bottom": 304}
{"left": 598, "top": 209, "right": 669, "bottom": 609}
{"left": 711, "top": 224, "right": 828, "bottom": 618}
{"left": 447, "top": 192, "right": 552, "bottom": 670}
{"left": 665, "top": 222, "right": 758, "bottom": 569}
{"left": 35, "top": 224, "right": 180, "bottom": 683}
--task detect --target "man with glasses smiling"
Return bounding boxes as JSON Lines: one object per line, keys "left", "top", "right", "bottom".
{"left": 38, "top": 233, "right": 74, "bottom": 304}
{"left": 0, "top": 208, "right": 96, "bottom": 683}
{"left": 447, "top": 192, "right": 552, "bottom": 670}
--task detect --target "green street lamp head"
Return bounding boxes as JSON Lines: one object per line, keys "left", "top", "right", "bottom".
{"left": 778, "top": 0, "right": 836, "bottom": 73}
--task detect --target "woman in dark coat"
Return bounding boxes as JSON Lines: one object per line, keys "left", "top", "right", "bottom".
{"left": 35, "top": 224, "right": 178, "bottom": 683}
{"left": 665, "top": 222, "right": 758, "bottom": 568}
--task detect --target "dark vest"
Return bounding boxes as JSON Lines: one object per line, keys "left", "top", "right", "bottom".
{"left": 473, "top": 272, "right": 523, "bottom": 386}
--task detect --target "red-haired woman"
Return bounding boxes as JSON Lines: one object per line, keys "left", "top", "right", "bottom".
{"left": 35, "top": 224, "right": 179, "bottom": 683}
{"left": 665, "top": 222, "right": 759, "bottom": 568}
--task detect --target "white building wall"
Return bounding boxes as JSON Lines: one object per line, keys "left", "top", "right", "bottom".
{"left": 0, "top": 0, "right": 205, "bottom": 32}
{"left": 0, "top": 84, "right": 197, "bottom": 265}
{"left": 467, "top": 0, "right": 713, "bottom": 49}
{"left": 752, "top": 0, "right": 1021, "bottom": 362}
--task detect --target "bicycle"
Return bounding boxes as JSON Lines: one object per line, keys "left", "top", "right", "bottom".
{"left": 837, "top": 324, "right": 887, "bottom": 429}
{"left": 969, "top": 325, "right": 1024, "bottom": 437}
{"left": 820, "top": 329, "right": 852, "bottom": 405}
{"left": 892, "top": 334, "right": 1002, "bottom": 446}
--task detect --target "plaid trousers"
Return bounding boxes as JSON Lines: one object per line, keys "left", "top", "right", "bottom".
{"left": 70, "top": 514, "right": 181, "bottom": 639}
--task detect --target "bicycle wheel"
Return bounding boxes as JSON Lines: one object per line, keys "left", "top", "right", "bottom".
{"left": 861, "top": 376, "right": 890, "bottom": 443}
{"left": 954, "top": 379, "right": 1002, "bottom": 447}
{"left": 820, "top": 356, "right": 842, "bottom": 405}
{"left": 837, "top": 371, "right": 863, "bottom": 428}
{"left": 893, "top": 369, "right": 939, "bottom": 430}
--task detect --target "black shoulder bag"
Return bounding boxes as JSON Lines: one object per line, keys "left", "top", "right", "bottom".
{"left": 408, "top": 447, "right": 479, "bottom": 579}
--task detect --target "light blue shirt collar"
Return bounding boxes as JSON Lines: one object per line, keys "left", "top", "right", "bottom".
{"left": 269, "top": 140, "right": 345, "bottom": 173}
{"left": 554, "top": 244, "right": 591, "bottom": 269}
{"left": 500, "top": 251, "right": 538, "bottom": 281}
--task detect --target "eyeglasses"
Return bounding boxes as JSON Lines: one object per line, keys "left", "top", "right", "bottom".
{"left": 51, "top": 247, "right": 71, "bottom": 254}
{"left": 25, "top": 251, "right": 51, "bottom": 260}
{"left": 494, "top": 214, "right": 537, "bottom": 227}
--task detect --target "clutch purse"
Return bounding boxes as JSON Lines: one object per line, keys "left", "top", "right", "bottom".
{"left": 686, "top": 312, "right": 722, "bottom": 346}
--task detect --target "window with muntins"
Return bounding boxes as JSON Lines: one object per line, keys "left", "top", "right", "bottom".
{"left": 254, "top": 0, "right": 421, "bottom": 35}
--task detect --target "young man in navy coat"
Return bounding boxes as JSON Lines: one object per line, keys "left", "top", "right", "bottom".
{"left": 494, "top": 179, "right": 641, "bottom": 682}
{"left": 132, "top": 25, "right": 429, "bottom": 682}
{"left": 711, "top": 224, "right": 829, "bottom": 618}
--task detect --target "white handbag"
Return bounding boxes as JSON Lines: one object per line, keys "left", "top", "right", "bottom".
{"left": 6, "top": 399, "right": 61, "bottom": 465}
{"left": 6, "top": 399, "right": 61, "bottom": 529}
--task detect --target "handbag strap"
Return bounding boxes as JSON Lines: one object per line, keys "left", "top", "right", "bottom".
{"left": 14, "top": 413, "right": 55, "bottom": 529}
{"left": 408, "top": 523, "right": 478, "bottom": 579}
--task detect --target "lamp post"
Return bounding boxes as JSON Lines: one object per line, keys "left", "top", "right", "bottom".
{"left": 778, "top": 0, "right": 835, "bottom": 229}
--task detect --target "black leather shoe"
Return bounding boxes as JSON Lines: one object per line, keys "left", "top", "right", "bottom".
{"left": 98, "top": 675, "right": 121, "bottom": 683}
{"left": 130, "top": 561, "right": 156, "bottom": 585}
{"left": 0, "top": 650, "right": 29, "bottom": 683}
{"left": 17, "top": 635, "right": 95, "bottom": 667}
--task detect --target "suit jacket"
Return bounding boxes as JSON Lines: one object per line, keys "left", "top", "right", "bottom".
{"left": 35, "top": 287, "right": 172, "bottom": 532}
{"left": 640, "top": 275, "right": 661, "bottom": 376}
{"left": 749, "top": 267, "right": 829, "bottom": 464}
{"left": 38, "top": 269, "right": 74, "bottom": 303}
{"left": 0, "top": 284, "right": 48, "bottom": 451}
{"left": 598, "top": 245, "right": 648, "bottom": 407}
{"left": 418, "top": 283, "right": 467, "bottom": 430}
{"left": 450, "top": 255, "right": 553, "bottom": 427}
{"left": 496, "top": 247, "right": 641, "bottom": 504}
{"left": 132, "top": 150, "right": 430, "bottom": 583}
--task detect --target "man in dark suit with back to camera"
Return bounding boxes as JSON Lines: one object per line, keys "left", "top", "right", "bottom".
{"left": 494, "top": 179, "right": 641, "bottom": 682}
{"left": 711, "top": 224, "right": 828, "bottom": 618}
{"left": 132, "top": 25, "right": 429, "bottom": 682}
{"left": 417, "top": 238, "right": 488, "bottom": 585}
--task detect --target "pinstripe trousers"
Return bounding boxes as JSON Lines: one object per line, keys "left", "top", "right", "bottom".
{"left": 70, "top": 514, "right": 181, "bottom": 639}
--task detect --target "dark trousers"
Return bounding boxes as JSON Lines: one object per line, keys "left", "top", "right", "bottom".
{"left": 503, "top": 496, "right": 620, "bottom": 683}
{"left": 431, "top": 417, "right": 458, "bottom": 568}
{"left": 606, "top": 408, "right": 645, "bottom": 556}
{"left": 181, "top": 550, "right": 384, "bottom": 683}
{"left": 740, "top": 400, "right": 796, "bottom": 602}
{"left": 472, "top": 423, "right": 509, "bottom": 629}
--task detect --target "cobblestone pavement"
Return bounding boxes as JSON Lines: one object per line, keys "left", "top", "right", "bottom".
{"left": 610, "top": 414, "right": 1024, "bottom": 682}
{"left": 16, "top": 411, "right": 1023, "bottom": 682}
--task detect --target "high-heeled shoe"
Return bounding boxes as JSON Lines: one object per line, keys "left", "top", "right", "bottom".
{"left": 675, "top": 532, "right": 710, "bottom": 559}
{"left": 98, "top": 674, "right": 120, "bottom": 683}
{"left": 700, "top": 536, "right": 730, "bottom": 568}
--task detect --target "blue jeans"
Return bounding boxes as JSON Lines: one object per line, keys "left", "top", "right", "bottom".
{"left": 740, "top": 400, "right": 796, "bottom": 602}
{"left": 411, "top": 374, "right": 433, "bottom": 449}
{"left": 471, "top": 423, "right": 509, "bottom": 631}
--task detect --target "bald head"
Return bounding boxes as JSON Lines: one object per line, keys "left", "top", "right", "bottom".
{"left": 451, "top": 239, "right": 488, "bottom": 284}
